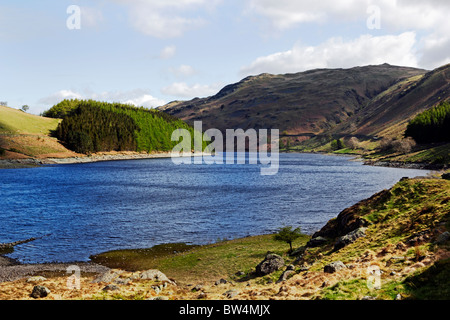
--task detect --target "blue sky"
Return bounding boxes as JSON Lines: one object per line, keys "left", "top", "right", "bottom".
{"left": 1, "top": 0, "right": 449, "bottom": 115}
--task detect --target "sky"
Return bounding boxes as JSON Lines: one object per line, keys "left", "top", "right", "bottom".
{"left": 1, "top": 0, "right": 449, "bottom": 115}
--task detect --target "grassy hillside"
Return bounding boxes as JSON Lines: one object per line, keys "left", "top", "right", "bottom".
{"left": 0, "top": 105, "right": 60, "bottom": 135}
{"left": 0, "top": 106, "right": 78, "bottom": 159}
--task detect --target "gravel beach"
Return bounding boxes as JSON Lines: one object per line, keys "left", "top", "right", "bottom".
{"left": 0, "top": 256, "right": 109, "bottom": 283}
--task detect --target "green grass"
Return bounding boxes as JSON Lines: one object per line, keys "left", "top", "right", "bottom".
{"left": 90, "top": 234, "right": 310, "bottom": 284}
{"left": 0, "top": 105, "right": 60, "bottom": 135}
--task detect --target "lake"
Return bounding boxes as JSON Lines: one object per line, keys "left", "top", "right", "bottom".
{"left": 0, "top": 153, "right": 431, "bottom": 263}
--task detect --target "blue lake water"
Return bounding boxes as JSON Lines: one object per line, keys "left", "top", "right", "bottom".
{"left": 0, "top": 153, "right": 431, "bottom": 264}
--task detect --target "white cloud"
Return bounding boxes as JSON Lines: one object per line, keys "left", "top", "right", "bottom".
{"left": 38, "top": 90, "right": 83, "bottom": 105}
{"left": 168, "top": 65, "right": 197, "bottom": 78}
{"left": 240, "top": 32, "right": 419, "bottom": 76}
{"left": 113, "top": 0, "right": 221, "bottom": 38}
{"left": 159, "top": 45, "right": 177, "bottom": 59}
{"left": 246, "top": 0, "right": 450, "bottom": 31}
{"left": 161, "top": 82, "right": 222, "bottom": 98}
{"left": 38, "top": 89, "right": 166, "bottom": 113}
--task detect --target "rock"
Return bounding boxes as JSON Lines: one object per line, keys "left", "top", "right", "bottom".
{"left": 151, "top": 296, "right": 169, "bottom": 300}
{"left": 306, "top": 237, "right": 328, "bottom": 248}
{"left": 26, "top": 276, "right": 47, "bottom": 283}
{"left": 324, "top": 261, "right": 347, "bottom": 273}
{"left": 140, "top": 270, "right": 175, "bottom": 285}
{"left": 290, "top": 246, "right": 306, "bottom": 256}
{"left": 223, "top": 290, "right": 239, "bottom": 299}
{"left": 361, "top": 296, "right": 376, "bottom": 300}
{"left": 255, "top": 253, "right": 285, "bottom": 276}
{"left": 334, "top": 227, "right": 367, "bottom": 251}
{"left": 235, "top": 271, "right": 245, "bottom": 276}
{"left": 30, "top": 286, "right": 51, "bottom": 299}
{"left": 102, "top": 284, "right": 120, "bottom": 292}
{"left": 192, "top": 284, "right": 203, "bottom": 292}
{"left": 215, "top": 279, "right": 228, "bottom": 285}
{"left": 395, "top": 294, "right": 402, "bottom": 300}
{"left": 276, "top": 265, "right": 296, "bottom": 283}
{"left": 436, "top": 231, "right": 450, "bottom": 244}
{"left": 114, "top": 277, "right": 132, "bottom": 285}
{"left": 197, "top": 292, "right": 208, "bottom": 299}
{"left": 92, "top": 269, "right": 124, "bottom": 283}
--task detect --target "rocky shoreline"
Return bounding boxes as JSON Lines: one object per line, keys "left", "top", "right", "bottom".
{"left": 363, "top": 160, "right": 448, "bottom": 171}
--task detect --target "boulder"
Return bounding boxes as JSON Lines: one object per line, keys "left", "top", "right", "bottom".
{"left": 436, "top": 231, "right": 450, "bottom": 244}
{"left": 223, "top": 290, "right": 239, "bottom": 299}
{"left": 139, "top": 270, "right": 175, "bottom": 285}
{"left": 92, "top": 269, "right": 124, "bottom": 283}
{"left": 276, "top": 265, "right": 296, "bottom": 283}
{"left": 306, "top": 237, "right": 328, "bottom": 248}
{"left": 26, "top": 276, "right": 47, "bottom": 283}
{"left": 334, "top": 227, "right": 367, "bottom": 251}
{"left": 324, "top": 261, "right": 347, "bottom": 273}
{"left": 102, "top": 284, "right": 120, "bottom": 292}
{"left": 30, "top": 286, "right": 51, "bottom": 299}
{"left": 255, "top": 253, "right": 284, "bottom": 276}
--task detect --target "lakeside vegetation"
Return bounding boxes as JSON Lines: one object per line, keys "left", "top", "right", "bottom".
{"left": 46, "top": 99, "right": 208, "bottom": 154}
{"left": 405, "top": 101, "right": 450, "bottom": 144}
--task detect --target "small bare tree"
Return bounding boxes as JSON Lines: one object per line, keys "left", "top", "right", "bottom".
{"left": 392, "top": 137, "right": 417, "bottom": 154}
{"left": 346, "top": 137, "right": 360, "bottom": 150}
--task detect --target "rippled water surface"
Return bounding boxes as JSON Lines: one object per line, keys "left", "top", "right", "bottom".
{"left": 0, "top": 153, "right": 430, "bottom": 263}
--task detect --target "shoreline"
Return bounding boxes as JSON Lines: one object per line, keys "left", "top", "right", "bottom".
{"left": 0, "top": 151, "right": 210, "bottom": 169}
{"left": 1, "top": 151, "right": 445, "bottom": 171}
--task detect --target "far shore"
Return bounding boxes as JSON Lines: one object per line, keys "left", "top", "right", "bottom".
{"left": 0, "top": 151, "right": 210, "bottom": 169}
{"left": 1, "top": 150, "right": 446, "bottom": 171}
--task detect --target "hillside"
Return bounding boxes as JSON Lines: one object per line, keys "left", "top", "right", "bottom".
{"left": 0, "top": 105, "right": 79, "bottom": 160}
{"left": 0, "top": 101, "right": 207, "bottom": 164}
{"left": 326, "top": 63, "right": 450, "bottom": 140}
{"left": 158, "top": 64, "right": 427, "bottom": 135}
{"left": 159, "top": 64, "right": 450, "bottom": 166}
{"left": 47, "top": 99, "right": 208, "bottom": 154}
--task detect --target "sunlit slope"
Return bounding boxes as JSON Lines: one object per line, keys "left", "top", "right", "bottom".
{"left": 0, "top": 106, "right": 78, "bottom": 159}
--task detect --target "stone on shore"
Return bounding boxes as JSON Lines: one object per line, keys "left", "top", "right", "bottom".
{"left": 30, "top": 285, "right": 51, "bottom": 299}
{"left": 324, "top": 261, "right": 347, "bottom": 273}
{"left": 255, "top": 253, "right": 285, "bottom": 276}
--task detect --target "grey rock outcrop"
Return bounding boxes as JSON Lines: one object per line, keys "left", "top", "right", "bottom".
{"left": 30, "top": 285, "right": 51, "bottom": 299}
{"left": 255, "top": 253, "right": 284, "bottom": 276}
{"left": 324, "top": 261, "right": 347, "bottom": 273}
{"left": 334, "top": 227, "right": 367, "bottom": 251}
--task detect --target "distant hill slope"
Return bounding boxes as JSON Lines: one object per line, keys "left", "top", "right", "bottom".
{"left": 0, "top": 105, "right": 60, "bottom": 135}
{"left": 158, "top": 64, "right": 427, "bottom": 135}
{"left": 331, "top": 63, "right": 450, "bottom": 139}
{"left": 0, "top": 105, "right": 78, "bottom": 159}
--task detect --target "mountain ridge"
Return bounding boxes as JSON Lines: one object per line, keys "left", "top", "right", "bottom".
{"left": 158, "top": 64, "right": 429, "bottom": 137}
